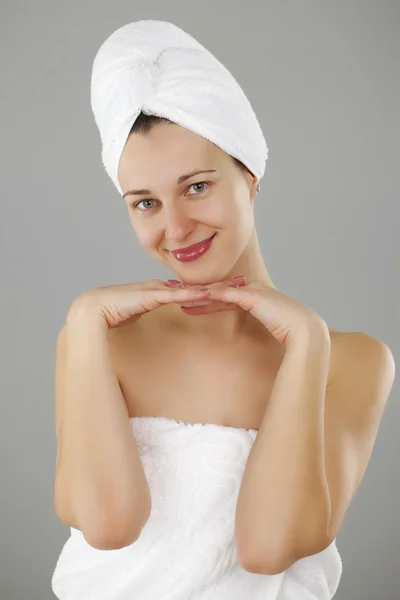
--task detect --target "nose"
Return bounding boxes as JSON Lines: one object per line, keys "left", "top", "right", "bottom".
{"left": 163, "top": 203, "right": 195, "bottom": 243}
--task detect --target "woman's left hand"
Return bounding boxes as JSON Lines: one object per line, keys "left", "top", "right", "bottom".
{"left": 167, "top": 277, "right": 327, "bottom": 347}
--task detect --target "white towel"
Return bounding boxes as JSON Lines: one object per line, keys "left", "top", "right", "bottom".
{"left": 90, "top": 19, "right": 268, "bottom": 196}
{"left": 52, "top": 418, "right": 343, "bottom": 599}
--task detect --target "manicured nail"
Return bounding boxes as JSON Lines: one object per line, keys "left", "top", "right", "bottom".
{"left": 166, "top": 280, "right": 182, "bottom": 286}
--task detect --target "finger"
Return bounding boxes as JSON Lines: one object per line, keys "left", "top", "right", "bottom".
{"left": 178, "top": 296, "right": 235, "bottom": 307}
{"left": 180, "top": 302, "right": 239, "bottom": 315}
{"left": 168, "top": 280, "right": 245, "bottom": 307}
{"left": 166, "top": 278, "right": 246, "bottom": 289}
{"left": 179, "top": 299, "right": 217, "bottom": 306}
{"left": 181, "top": 305, "right": 238, "bottom": 315}
{"left": 160, "top": 287, "right": 210, "bottom": 304}
{"left": 226, "top": 276, "right": 247, "bottom": 286}
{"left": 207, "top": 286, "right": 253, "bottom": 311}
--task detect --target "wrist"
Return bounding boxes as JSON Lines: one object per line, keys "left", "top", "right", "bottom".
{"left": 66, "top": 296, "right": 108, "bottom": 330}
{"left": 287, "top": 320, "right": 331, "bottom": 356}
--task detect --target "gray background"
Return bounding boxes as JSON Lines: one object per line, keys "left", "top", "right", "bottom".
{"left": 1, "top": 1, "right": 398, "bottom": 599}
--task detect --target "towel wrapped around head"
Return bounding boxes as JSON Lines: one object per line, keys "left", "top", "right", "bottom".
{"left": 90, "top": 19, "right": 268, "bottom": 195}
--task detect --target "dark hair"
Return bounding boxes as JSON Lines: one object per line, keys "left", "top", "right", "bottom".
{"left": 128, "top": 111, "right": 249, "bottom": 176}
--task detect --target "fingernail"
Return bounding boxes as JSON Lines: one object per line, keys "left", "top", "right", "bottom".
{"left": 166, "top": 280, "right": 182, "bottom": 286}
{"left": 230, "top": 275, "right": 246, "bottom": 283}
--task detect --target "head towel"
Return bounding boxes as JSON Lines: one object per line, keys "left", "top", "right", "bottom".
{"left": 90, "top": 19, "right": 268, "bottom": 195}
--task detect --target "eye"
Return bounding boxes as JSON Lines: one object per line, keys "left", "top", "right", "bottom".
{"left": 187, "top": 181, "right": 209, "bottom": 195}
{"left": 132, "top": 181, "right": 210, "bottom": 212}
{"left": 132, "top": 198, "right": 158, "bottom": 212}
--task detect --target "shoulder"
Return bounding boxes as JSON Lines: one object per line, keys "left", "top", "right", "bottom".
{"left": 327, "top": 329, "right": 395, "bottom": 424}
{"left": 331, "top": 329, "right": 395, "bottom": 381}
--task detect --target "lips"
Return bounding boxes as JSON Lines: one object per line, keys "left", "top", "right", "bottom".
{"left": 171, "top": 235, "right": 215, "bottom": 254}
{"left": 170, "top": 234, "right": 216, "bottom": 262}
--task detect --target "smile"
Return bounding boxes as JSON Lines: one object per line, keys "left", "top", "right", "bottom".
{"left": 170, "top": 234, "right": 216, "bottom": 262}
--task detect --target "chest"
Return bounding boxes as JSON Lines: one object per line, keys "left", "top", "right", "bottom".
{"left": 111, "top": 325, "right": 287, "bottom": 431}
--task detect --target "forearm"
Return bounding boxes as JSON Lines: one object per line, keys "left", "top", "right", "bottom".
{"left": 235, "top": 325, "right": 332, "bottom": 564}
{"left": 55, "top": 304, "right": 151, "bottom": 547}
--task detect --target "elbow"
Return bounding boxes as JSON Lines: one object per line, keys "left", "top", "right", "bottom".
{"left": 83, "top": 512, "right": 150, "bottom": 550}
{"left": 84, "top": 527, "right": 139, "bottom": 551}
{"left": 82, "top": 500, "right": 152, "bottom": 550}
{"left": 239, "top": 535, "right": 333, "bottom": 575}
{"left": 236, "top": 533, "right": 289, "bottom": 575}
{"left": 240, "top": 550, "right": 296, "bottom": 576}
{"left": 54, "top": 482, "right": 152, "bottom": 550}
{"left": 238, "top": 539, "right": 292, "bottom": 575}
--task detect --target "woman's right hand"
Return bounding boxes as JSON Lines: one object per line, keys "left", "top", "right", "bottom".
{"left": 67, "top": 280, "right": 214, "bottom": 329}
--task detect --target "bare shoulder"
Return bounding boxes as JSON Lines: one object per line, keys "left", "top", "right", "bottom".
{"left": 327, "top": 328, "right": 395, "bottom": 416}
{"left": 330, "top": 329, "right": 395, "bottom": 375}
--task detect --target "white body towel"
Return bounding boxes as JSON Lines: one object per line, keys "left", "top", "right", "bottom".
{"left": 52, "top": 417, "right": 343, "bottom": 599}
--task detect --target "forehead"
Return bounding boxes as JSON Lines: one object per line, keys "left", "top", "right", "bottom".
{"left": 118, "top": 123, "right": 229, "bottom": 190}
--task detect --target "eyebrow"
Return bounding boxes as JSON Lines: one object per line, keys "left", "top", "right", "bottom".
{"left": 121, "top": 169, "right": 218, "bottom": 199}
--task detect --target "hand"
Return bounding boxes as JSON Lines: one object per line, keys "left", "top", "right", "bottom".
{"left": 165, "top": 275, "right": 247, "bottom": 315}
{"left": 168, "top": 277, "right": 327, "bottom": 347}
{"left": 209, "top": 279, "right": 328, "bottom": 346}
{"left": 67, "top": 280, "right": 213, "bottom": 329}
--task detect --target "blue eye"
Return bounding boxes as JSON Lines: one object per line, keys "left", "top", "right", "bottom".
{"left": 133, "top": 181, "right": 209, "bottom": 212}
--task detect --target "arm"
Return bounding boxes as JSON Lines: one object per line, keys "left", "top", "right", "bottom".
{"left": 236, "top": 329, "right": 395, "bottom": 575}
{"left": 235, "top": 325, "right": 332, "bottom": 573}
{"left": 54, "top": 302, "right": 151, "bottom": 549}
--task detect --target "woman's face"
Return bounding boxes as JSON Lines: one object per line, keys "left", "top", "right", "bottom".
{"left": 118, "top": 123, "right": 259, "bottom": 284}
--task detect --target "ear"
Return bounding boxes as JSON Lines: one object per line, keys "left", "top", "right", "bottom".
{"left": 250, "top": 175, "right": 260, "bottom": 202}
{"left": 241, "top": 169, "right": 258, "bottom": 195}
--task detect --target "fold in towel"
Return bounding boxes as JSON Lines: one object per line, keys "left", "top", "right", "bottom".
{"left": 90, "top": 19, "right": 268, "bottom": 195}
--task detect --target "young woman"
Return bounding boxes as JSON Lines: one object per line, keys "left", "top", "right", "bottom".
{"left": 52, "top": 20, "right": 395, "bottom": 600}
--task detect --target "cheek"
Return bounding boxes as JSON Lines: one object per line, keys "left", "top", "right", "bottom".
{"left": 210, "top": 202, "right": 237, "bottom": 227}
{"left": 130, "top": 221, "right": 157, "bottom": 249}
{"left": 214, "top": 202, "right": 245, "bottom": 232}
{"left": 230, "top": 195, "right": 254, "bottom": 226}
{"left": 139, "top": 232, "right": 159, "bottom": 250}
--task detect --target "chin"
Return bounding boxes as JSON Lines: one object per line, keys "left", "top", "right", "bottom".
{"left": 180, "top": 272, "right": 230, "bottom": 286}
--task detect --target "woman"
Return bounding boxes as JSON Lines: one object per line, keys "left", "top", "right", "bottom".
{"left": 52, "top": 20, "right": 395, "bottom": 600}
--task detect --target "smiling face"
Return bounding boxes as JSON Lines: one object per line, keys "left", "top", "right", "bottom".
{"left": 117, "top": 122, "right": 259, "bottom": 284}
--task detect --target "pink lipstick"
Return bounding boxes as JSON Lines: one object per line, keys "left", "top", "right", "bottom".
{"left": 170, "top": 234, "right": 216, "bottom": 262}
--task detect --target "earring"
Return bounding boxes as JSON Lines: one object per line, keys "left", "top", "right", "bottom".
{"left": 256, "top": 182, "right": 261, "bottom": 193}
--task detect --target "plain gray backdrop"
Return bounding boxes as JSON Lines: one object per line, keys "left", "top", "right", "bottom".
{"left": 1, "top": 1, "right": 398, "bottom": 599}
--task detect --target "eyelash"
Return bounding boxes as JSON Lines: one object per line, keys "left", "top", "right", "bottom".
{"left": 132, "top": 181, "right": 210, "bottom": 212}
